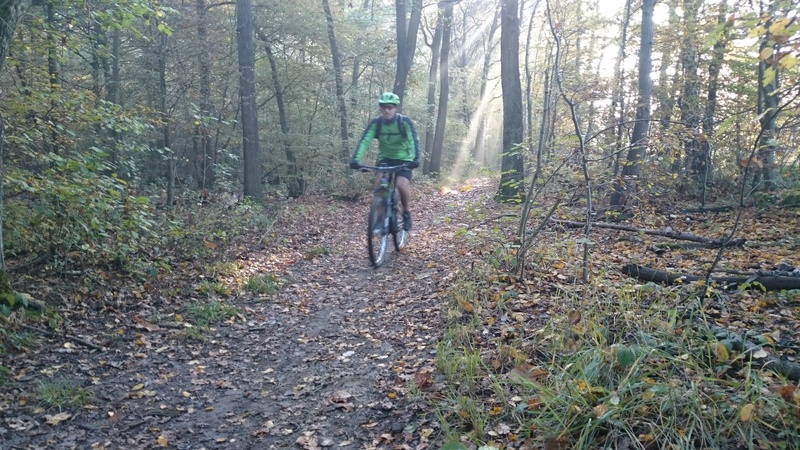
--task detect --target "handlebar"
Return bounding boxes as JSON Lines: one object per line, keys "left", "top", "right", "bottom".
{"left": 355, "top": 163, "right": 408, "bottom": 172}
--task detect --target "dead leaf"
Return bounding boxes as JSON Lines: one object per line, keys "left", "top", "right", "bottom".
{"left": 331, "top": 390, "right": 352, "bottom": 403}
{"left": 740, "top": 403, "right": 756, "bottom": 421}
{"left": 45, "top": 412, "right": 71, "bottom": 426}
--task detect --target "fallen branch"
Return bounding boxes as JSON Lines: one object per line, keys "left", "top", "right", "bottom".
{"left": 551, "top": 219, "right": 745, "bottom": 247}
{"left": 712, "top": 326, "right": 800, "bottom": 382}
{"left": 622, "top": 264, "right": 800, "bottom": 291}
{"left": 20, "top": 324, "right": 103, "bottom": 351}
{"left": 682, "top": 205, "right": 736, "bottom": 213}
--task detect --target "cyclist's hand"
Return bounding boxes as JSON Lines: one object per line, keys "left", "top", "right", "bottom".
{"left": 350, "top": 161, "right": 362, "bottom": 170}
{"left": 407, "top": 160, "right": 420, "bottom": 169}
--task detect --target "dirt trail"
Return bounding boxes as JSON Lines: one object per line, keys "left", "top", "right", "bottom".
{"left": 3, "top": 178, "right": 495, "bottom": 449}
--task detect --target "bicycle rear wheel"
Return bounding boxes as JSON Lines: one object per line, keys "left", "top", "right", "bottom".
{"left": 391, "top": 190, "right": 407, "bottom": 251}
{"left": 367, "top": 196, "right": 389, "bottom": 267}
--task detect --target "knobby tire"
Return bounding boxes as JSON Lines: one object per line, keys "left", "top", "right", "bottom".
{"left": 391, "top": 189, "right": 407, "bottom": 252}
{"left": 367, "top": 196, "right": 388, "bottom": 268}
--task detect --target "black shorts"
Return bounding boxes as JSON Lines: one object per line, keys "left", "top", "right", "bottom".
{"left": 376, "top": 158, "right": 413, "bottom": 181}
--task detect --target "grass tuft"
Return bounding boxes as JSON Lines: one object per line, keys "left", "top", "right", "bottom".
{"left": 428, "top": 271, "right": 800, "bottom": 448}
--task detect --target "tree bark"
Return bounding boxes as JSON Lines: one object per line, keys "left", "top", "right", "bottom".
{"left": 428, "top": 1, "right": 453, "bottom": 176}
{"left": 609, "top": 0, "right": 631, "bottom": 176}
{"left": 393, "top": 0, "right": 422, "bottom": 103}
{"left": 552, "top": 219, "right": 746, "bottom": 247}
{"left": 260, "top": 36, "right": 304, "bottom": 198}
{"left": 677, "top": 0, "right": 703, "bottom": 188}
{"left": 197, "top": 0, "right": 215, "bottom": 190}
{"left": 610, "top": 0, "right": 655, "bottom": 210}
{"left": 236, "top": 0, "right": 263, "bottom": 199}
{"left": 757, "top": 0, "right": 780, "bottom": 191}
{"left": 422, "top": 4, "right": 443, "bottom": 175}
{"left": 622, "top": 264, "right": 800, "bottom": 291}
{"left": 498, "top": 0, "right": 525, "bottom": 200}
{"left": 472, "top": 7, "right": 500, "bottom": 162}
{"left": 322, "top": 0, "right": 350, "bottom": 161}
{"left": 699, "top": 4, "right": 731, "bottom": 206}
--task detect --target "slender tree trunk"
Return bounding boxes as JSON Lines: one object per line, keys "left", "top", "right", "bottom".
{"left": 197, "top": 0, "right": 215, "bottom": 190}
{"left": 428, "top": 1, "right": 452, "bottom": 176}
{"left": 524, "top": 0, "right": 542, "bottom": 155}
{"left": 498, "top": 0, "right": 525, "bottom": 200}
{"left": 423, "top": 4, "right": 443, "bottom": 175}
{"left": 757, "top": 0, "right": 779, "bottom": 191}
{"left": 610, "top": 0, "right": 655, "bottom": 210}
{"left": 107, "top": 28, "right": 123, "bottom": 173}
{"left": 610, "top": 0, "right": 631, "bottom": 176}
{"left": 322, "top": 0, "right": 350, "bottom": 161}
{"left": 393, "top": 0, "right": 422, "bottom": 102}
{"left": 0, "top": 0, "right": 32, "bottom": 278}
{"left": 236, "top": 0, "right": 263, "bottom": 199}
{"left": 699, "top": 3, "right": 730, "bottom": 206}
{"left": 154, "top": 32, "right": 176, "bottom": 207}
{"left": 261, "top": 37, "right": 304, "bottom": 198}
{"left": 472, "top": 7, "right": 500, "bottom": 162}
{"left": 678, "top": 0, "right": 703, "bottom": 191}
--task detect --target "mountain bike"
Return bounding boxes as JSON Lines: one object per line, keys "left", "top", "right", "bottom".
{"left": 357, "top": 163, "right": 408, "bottom": 268}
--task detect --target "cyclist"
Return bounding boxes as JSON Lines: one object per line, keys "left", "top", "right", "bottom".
{"left": 350, "top": 92, "right": 420, "bottom": 230}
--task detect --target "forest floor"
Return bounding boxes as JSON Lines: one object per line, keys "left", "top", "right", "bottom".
{"left": 2, "top": 175, "right": 800, "bottom": 449}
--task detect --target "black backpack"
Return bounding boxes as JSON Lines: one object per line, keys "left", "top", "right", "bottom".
{"left": 374, "top": 114, "right": 408, "bottom": 140}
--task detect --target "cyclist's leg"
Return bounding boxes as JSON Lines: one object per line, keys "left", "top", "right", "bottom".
{"left": 395, "top": 175, "right": 411, "bottom": 212}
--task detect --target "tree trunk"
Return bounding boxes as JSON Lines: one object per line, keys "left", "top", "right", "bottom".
{"left": 757, "top": 0, "right": 780, "bottom": 191}
{"left": 677, "top": 0, "right": 703, "bottom": 190}
{"left": 156, "top": 32, "right": 176, "bottom": 208}
{"left": 609, "top": 0, "right": 631, "bottom": 176}
{"left": 610, "top": 0, "right": 655, "bottom": 209}
{"left": 422, "top": 4, "right": 443, "bottom": 175}
{"left": 523, "top": 0, "right": 542, "bottom": 156}
{"left": 498, "top": 0, "right": 524, "bottom": 200}
{"left": 699, "top": 4, "right": 730, "bottom": 206}
{"left": 261, "top": 37, "right": 304, "bottom": 198}
{"left": 322, "top": 0, "right": 350, "bottom": 161}
{"left": 428, "top": 1, "right": 453, "bottom": 176}
{"left": 393, "top": 0, "right": 422, "bottom": 103}
{"left": 472, "top": 7, "right": 500, "bottom": 162}
{"left": 236, "top": 0, "right": 263, "bottom": 199}
{"left": 197, "top": 0, "right": 215, "bottom": 190}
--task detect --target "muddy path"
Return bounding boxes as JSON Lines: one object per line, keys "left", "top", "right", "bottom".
{"left": 2, "top": 178, "right": 496, "bottom": 449}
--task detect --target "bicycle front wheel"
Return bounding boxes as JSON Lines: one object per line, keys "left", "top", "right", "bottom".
{"left": 367, "top": 196, "right": 389, "bottom": 268}
{"left": 391, "top": 190, "right": 407, "bottom": 251}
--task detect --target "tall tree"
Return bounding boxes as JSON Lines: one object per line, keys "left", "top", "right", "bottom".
{"left": 677, "top": 0, "right": 703, "bottom": 186}
{"left": 260, "top": 37, "right": 304, "bottom": 198}
{"left": 472, "top": 6, "right": 500, "bottom": 162}
{"left": 756, "top": 0, "right": 781, "bottom": 191}
{"left": 196, "top": 0, "right": 215, "bottom": 190}
{"left": 610, "top": 0, "right": 655, "bottom": 209}
{"left": 423, "top": 4, "right": 443, "bottom": 174}
{"left": 428, "top": 0, "right": 453, "bottom": 175}
{"left": 393, "top": 0, "right": 422, "bottom": 102}
{"left": 698, "top": 2, "right": 731, "bottom": 205}
{"left": 0, "top": 0, "right": 29, "bottom": 279}
{"left": 322, "top": 0, "right": 350, "bottom": 160}
{"left": 498, "top": 0, "right": 524, "bottom": 200}
{"left": 236, "top": 0, "right": 263, "bottom": 199}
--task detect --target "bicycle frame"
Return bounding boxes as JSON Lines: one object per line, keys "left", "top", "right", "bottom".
{"left": 358, "top": 164, "right": 408, "bottom": 267}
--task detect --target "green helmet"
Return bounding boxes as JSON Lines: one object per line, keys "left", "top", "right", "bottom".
{"left": 377, "top": 92, "right": 400, "bottom": 105}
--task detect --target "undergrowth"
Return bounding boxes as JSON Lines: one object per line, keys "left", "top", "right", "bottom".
{"left": 431, "top": 268, "right": 800, "bottom": 449}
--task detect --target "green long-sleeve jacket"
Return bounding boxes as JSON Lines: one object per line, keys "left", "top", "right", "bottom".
{"left": 351, "top": 114, "right": 420, "bottom": 163}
